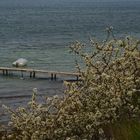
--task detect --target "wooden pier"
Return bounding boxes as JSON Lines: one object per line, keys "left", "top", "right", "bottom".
{"left": 0, "top": 67, "right": 81, "bottom": 81}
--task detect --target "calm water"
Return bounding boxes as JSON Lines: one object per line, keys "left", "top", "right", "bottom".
{"left": 0, "top": 1, "right": 140, "bottom": 123}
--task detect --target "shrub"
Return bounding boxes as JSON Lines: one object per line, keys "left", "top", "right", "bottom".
{"left": 1, "top": 29, "right": 140, "bottom": 140}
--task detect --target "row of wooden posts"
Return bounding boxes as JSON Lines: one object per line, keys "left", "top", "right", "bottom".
{"left": 2, "top": 69, "right": 58, "bottom": 80}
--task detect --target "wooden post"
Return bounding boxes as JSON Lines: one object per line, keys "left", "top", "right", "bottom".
{"left": 21, "top": 71, "right": 23, "bottom": 78}
{"left": 54, "top": 74, "right": 56, "bottom": 81}
{"left": 6, "top": 70, "right": 8, "bottom": 76}
{"left": 30, "top": 72, "right": 32, "bottom": 78}
{"left": 2, "top": 70, "right": 5, "bottom": 75}
{"left": 76, "top": 75, "right": 79, "bottom": 81}
{"left": 51, "top": 73, "right": 53, "bottom": 80}
{"left": 33, "top": 71, "right": 36, "bottom": 78}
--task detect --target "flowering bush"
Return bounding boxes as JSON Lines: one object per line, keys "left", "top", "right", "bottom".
{"left": 1, "top": 30, "right": 140, "bottom": 140}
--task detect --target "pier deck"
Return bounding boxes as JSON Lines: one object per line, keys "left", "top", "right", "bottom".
{"left": 0, "top": 67, "right": 80, "bottom": 80}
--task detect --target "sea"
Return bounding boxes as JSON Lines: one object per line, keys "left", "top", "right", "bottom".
{"left": 0, "top": 1, "right": 140, "bottom": 124}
